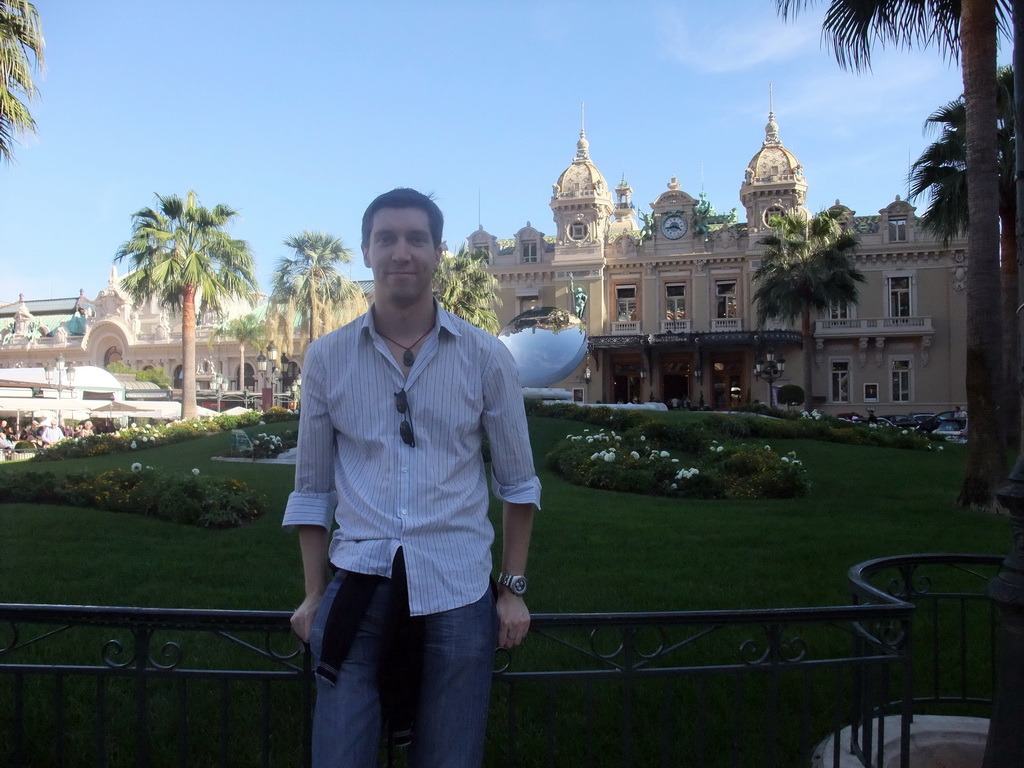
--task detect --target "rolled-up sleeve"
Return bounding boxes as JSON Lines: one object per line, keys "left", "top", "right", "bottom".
{"left": 482, "top": 342, "right": 542, "bottom": 510}
{"left": 282, "top": 340, "right": 339, "bottom": 531}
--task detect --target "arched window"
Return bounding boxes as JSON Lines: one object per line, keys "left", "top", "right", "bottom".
{"left": 104, "top": 346, "right": 123, "bottom": 366}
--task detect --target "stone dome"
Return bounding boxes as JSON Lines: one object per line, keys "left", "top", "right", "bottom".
{"left": 744, "top": 111, "right": 804, "bottom": 184}
{"left": 553, "top": 129, "right": 612, "bottom": 201}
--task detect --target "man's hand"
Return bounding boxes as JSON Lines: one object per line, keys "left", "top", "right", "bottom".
{"left": 290, "top": 591, "right": 323, "bottom": 645}
{"left": 496, "top": 590, "right": 530, "bottom": 648}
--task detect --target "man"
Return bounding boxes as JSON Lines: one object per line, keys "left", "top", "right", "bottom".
{"left": 284, "top": 188, "right": 540, "bottom": 768}
{"left": 38, "top": 419, "right": 63, "bottom": 448}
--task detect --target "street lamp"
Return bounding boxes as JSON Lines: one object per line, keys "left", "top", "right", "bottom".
{"left": 753, "top": 348, "right": 786, "bottom": 407}
{"left": 43, "top": 354, "right": 76, "bottom": 426}
{"left": 213, "top": 372, "right": 228, "bottom": 413}
{"left": 290, "top": 373, "right": 302, "bottom": 410}
{"left": 257, "top": 351, "right": 269, "bottom": 411}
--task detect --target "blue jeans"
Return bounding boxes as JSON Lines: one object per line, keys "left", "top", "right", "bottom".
{"left": 310, "top": 571, "right": 497, "bottom": 768}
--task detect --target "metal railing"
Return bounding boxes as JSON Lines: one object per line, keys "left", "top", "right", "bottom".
{"left": 0, "top": 553, "right": 999, "bottom": 768}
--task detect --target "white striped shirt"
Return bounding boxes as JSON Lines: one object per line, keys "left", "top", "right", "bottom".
{"left": 282, "top": 304, "right": 542, "bottom": 616}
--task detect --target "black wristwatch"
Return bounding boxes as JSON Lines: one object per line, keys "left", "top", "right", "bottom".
{"left": 498, "top": 572, "right": 528, "bottom": 597}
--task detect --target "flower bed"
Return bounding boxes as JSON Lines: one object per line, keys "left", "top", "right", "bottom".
{"left": 31, "top": 407, "right": 297, "bottom": 462}
{"left": 546, "top": 428, "right": 809, "bottom": 500}
{"left": 0, "top": 465, "right": 265, "bottom": 528}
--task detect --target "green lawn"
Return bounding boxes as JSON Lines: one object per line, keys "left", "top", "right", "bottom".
{"left": 0, "top": 414, "right": 1010, "bottom": 613}
{"left": 0, "top": 414, "right": 1011, "bottom": 767}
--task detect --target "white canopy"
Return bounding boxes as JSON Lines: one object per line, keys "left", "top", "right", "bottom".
{"left": 0, "top": 366, "right": 126, "bottom": 398}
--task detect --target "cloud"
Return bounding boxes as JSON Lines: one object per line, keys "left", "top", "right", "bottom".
{"left": 658, "top": 3, "right": 823, "bottom": 73}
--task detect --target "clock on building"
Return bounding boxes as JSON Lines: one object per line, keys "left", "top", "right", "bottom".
{"left": 661, "top": 213, "right": 688, "bottom": 240}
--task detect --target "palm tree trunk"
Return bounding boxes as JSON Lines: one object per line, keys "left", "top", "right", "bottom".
{"left": 801, "top": 310, "right": 814, "bottom": 412}
{"left": 1000, "top": 202, "right": 1019, "bottom": 448}
{"left": 956, "top": 0, "right": 1005, "bottom": 511}
{"left": 181, "top": 285, "right": 198, "bottom": 420}
{"left": 238, "top": 341, "right": 246, "bottom": 390}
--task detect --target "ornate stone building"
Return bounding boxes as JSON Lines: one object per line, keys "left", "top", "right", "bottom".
{"left": 473, "top": 113, "right": 966, "bottom": 414}
{"left": 0, "top": 268, "right": 299, "bottom": 407}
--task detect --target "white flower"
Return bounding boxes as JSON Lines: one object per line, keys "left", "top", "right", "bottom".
{"left": 938, "top": 446, "right": 944, "bottom": 451}
{"left": 192, "top": 468, "right": 200, "bottom": 475}
{"left": 671, "top": 483, "right": 678, "bottom": 490}
{"left": 715, "top": 445, "right": 724, "bottom": 453}
{"left": 603, "top": 452, "right": 615, "bottom": 462}
{"left": 131, "top": 462, "right": 142, "bottom": 473}
{"left": 660, "top": 451, "right": 670, "bottom": 458}
{"left": 590, "top": 452, "right": 601, "bottom": 460}
{"left": 901, "top": 429, "right": 908, "bottom": 435}
{"left": 141, "top": 436, "right": 148, "bottom": 442}
{"left": 672, "top": 458, "right": 679, "bottom": 463}
{"left": 630, "top": 451, "right": 640, "bottom": 459}
{"left": 640, "top": 435, "right": 646, "bottom": 442}
{"left": 764, "top": 445, "right": 771, "bottom": 450}
{"left": 615, "top": 436, "right": 622, "bottom": 442}
{"left": 130, "top": 423, "right": 137, "bottom": 428}
{"left": 781, "top": 456, "right": 790, "bottom": 463}
{"left": 130, "top": 441, "right": 138, "bottom": 449}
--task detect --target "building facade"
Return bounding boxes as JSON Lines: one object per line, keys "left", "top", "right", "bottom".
{"left": 472, "top": 113, "right": 966, "bottom": 415}
{"left": 0, "top": 269, "right": 301, "bottom": 408}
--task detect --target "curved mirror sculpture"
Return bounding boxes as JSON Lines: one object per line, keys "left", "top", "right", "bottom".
{"left": 498, "top": 307, "right": 587, "bottom": 388}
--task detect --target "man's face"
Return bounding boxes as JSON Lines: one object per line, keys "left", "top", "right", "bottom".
{"left": 362, "top": 207, "right": 442, "bottom": 309}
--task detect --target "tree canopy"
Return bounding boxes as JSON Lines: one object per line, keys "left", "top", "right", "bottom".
{"left": 433, "top": 246, "right": 502, "bottom": 334}
{"left": 115, "top": 190, "right": 258, "bottom": 419}
{"left": 0, "top": 0, "right": 44, "bottom": 163}
{"left": 753, "top": 209, "right": 864, "bottom": 411}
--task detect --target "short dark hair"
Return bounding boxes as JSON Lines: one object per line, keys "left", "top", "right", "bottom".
{"left": 361, "top": 188, "right": 444, "bottom": 249}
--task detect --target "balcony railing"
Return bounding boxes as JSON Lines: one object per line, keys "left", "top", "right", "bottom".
{"left": 712, "top": 317, "right": 743, "bottom": 331}
{"left": 660, "top": 319, "right": 692, "bottom": 333}
{"left": 0, "top": 554, "right": 999, "bottom": 768}
{"left": 611, "top": 320, "right": 641, "bottom": 335}
{"left": 816, "top": 316, "right": 934, "bottom": 338}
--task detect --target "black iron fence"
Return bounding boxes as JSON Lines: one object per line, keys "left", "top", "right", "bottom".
{"left": 0, "top": 554, "right": 1000, "bottom": 768}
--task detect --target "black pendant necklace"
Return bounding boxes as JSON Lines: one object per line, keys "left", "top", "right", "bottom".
{"left": 379, "top": 326, "right": 434, "bottom": 368}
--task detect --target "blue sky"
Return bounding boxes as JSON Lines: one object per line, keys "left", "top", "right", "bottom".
{"left": 1, "top": 1, "right": 1008, "bottom": 303}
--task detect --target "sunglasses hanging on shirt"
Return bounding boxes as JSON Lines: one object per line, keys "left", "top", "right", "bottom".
{"left": 394, "top": 389, "right": 415, "bottom": 447}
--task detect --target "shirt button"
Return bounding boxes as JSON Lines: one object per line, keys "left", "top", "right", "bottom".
{"left": 400, "top": 509, "right": 407, "bottom": 516}
{"left": 401, "top": 466, "right": 408, "bottom": 473}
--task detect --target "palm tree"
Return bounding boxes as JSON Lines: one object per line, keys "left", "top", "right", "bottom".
{"left": 211, "top": 311, "right": 267, "bottom": 389}
{"left": 433, "top": 246, "right": 502, "bottom": 334}
{"left": 268, "top": 230, "right": 366, "bottom": 356}
{"left": 753, "top": 209, "right": 865, "bottom": 412}
{"left": 0, "top": 0, "right": 44, "bottom": 163}
{"left": 774, "top": 0, "right": 1007, "bottom": 510}
{"left": 908, "top": 66, "right": 1017, "bottom": 446}
{"left": 115, "top": 191, "right": 258, "bottom": 420}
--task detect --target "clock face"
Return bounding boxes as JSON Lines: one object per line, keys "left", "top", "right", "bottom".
{"left": 661, "top": 214, "right": 687, "bottom": 240}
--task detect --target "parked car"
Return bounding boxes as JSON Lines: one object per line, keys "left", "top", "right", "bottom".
{"left": 877, "top": 414, "right": 916, "bottom": 428}
{"left": 932, "top": 418, "right": 967, "bottom": 442}
{"left": 916, "top": 411, "right": 958, "bottom": 433}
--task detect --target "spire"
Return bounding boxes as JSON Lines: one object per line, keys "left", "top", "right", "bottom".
{"left": 764, "top": 83, "right": 781, "bottom": 147}
{"left": 576, "top": 102, "right": 590, "bottom": 162}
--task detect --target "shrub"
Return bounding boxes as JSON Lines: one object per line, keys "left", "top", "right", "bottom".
{"left": 0, "top": 467, "right": 265, "bottom": 528}
{"left": 31, "top": 411, "right": 298, "bottom": 463}
{"left": 545, "top": 428, "right": 808, "bottom": 501}
{"left": 777, "top": 384, "right": 804, "bottom": 406}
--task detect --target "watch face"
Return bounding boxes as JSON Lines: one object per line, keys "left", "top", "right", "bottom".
{"left": 510, "top": 576, "right": 528, "bottom": 595}
{"left": 661, "top": 214, "right": 687, "bottom": 239}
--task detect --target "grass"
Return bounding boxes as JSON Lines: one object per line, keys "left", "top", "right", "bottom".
{"left": 0, "top": 412, "right": 1012, "bottom": 766}
{"left": 0, "top": 414, "right": 1010, "bottom": 612}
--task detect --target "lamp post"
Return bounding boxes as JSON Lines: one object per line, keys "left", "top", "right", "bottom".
{"left": 257, "top": 351, "right": 269, "bottom": 411}
{"left": 583, "top": 365, "right": 591, "bottom": 403}
{"left": 213, "top": 372, "right": 228, "bottom": 413}
{"left": 290, "top": 373, "right": 302, "bottom": 410}
{"left": 43, "top": 354, "right": 76, "bottom": 426}
{"left": 753, "top": 348, "right": 786, "bottom": 407}
{"left": 263, "top": 342, "right": 278, "bottom": 410}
